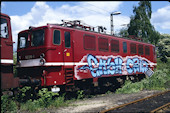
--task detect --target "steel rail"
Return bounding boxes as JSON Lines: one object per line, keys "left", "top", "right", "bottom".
{"left": 100, "top": 90, "right": 170, "bottom": 113}
{"left": 150, "top": 102, "right": 170, "bottom": 113}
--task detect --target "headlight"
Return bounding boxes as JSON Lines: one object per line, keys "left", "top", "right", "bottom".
{"left": 40, "top": 58, "right": 45, "bottom": 65}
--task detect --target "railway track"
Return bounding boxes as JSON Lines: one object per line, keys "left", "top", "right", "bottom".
{"left": 100, "top": 90, "right": 170, "bottom": 113}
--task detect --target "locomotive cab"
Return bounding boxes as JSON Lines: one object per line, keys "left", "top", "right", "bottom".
{"left": 17, "top": 24, "right": 73, "bottom": 91}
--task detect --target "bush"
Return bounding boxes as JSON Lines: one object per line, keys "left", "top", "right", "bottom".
{"left": 116, "top": 58, "right": 170, "bottom": 94}
{"left": 20, "top": 99, "right": 41, "bottom": 112}
{"left": 51, "top": 95, "right": 67, "bottom": 108}
{"left": 77, "top": 90, "right": 85, "bottom": 99}
{"left": 37, "top": 88, "right": 59, "bottom": 107}
{"left": 116, "top": 80, "right": 141, "bottom": 94}
{"left": 1, "top": 95, "right": 18, "bottom": 113}
{"left": 17, "top": 86, "right": 32, "bottom": 102}
{"left": 20, "top": 88, "right": 65, "bottom": 111}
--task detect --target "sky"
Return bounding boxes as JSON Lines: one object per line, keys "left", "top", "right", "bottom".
{"left": 1, "top": 1, "right": 170, "bottom": 51}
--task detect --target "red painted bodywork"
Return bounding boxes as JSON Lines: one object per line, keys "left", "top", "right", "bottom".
{"left": 1, "top": 13, "right": 19, "bottom": 89}
{"left": 17, "top": 24, "right": 157, "bottom": 87}
{"left": 0, "top": 13, "right": 13, "bottom": 62}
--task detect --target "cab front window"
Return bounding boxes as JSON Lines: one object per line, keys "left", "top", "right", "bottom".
{"left": 31, "top": 30, "right": 44, "bottom": 47}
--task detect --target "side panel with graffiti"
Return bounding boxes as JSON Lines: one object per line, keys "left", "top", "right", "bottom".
{"left": 75, "top": 54, "right": 156, "bottom": 80}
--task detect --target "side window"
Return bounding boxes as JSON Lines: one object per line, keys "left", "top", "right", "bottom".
{"left": 98, "top": 37, "right": 108, "bottom": 51}
{"left": 145, "top": 46, "right": 150, "bottom": 55}
{"left": 0, "top": 18, "right": 8, "bottom": 38}
{"left": 53, "top": 30, "right": 60, "bottom": 45}
{"left": 65, "top": 32, "right": 70, "bottom": 48}
{"left": 130, "top": 43, "right": 136, "bottom": 54}
{"left": 138, "top": 44, "right": 143, "bottom": 55}
{"left": 123, "top": 42, "right": 127, "bottom": 53}
{"left": 18, "top": 33, "right": 28, "bottom": 48}
{"left": 19, "top": 37, "right": 26, "bottom": 48}
{"left": 111, "top": 39, "right": 119, "bottom": 52}
{"left": 84, "top": 34, "right": 96, "bottom": 50}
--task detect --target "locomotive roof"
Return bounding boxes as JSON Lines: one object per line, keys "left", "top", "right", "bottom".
{"left": 18, "top": 23, "right": 155, "bottom": 47}
{"left": 0, "top": 13, "right": 10, "bottom": 19}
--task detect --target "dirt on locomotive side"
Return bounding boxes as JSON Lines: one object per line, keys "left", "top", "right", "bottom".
{"left": 28, "top": 90, "right": 162, "bottom": 113}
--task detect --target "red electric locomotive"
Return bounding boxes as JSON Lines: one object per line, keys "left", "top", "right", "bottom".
{"left": 17, "top": 20, "right": 157, "bottom": 92}
{"left": 0, "top": 13, "right": 19, "bottom": 90}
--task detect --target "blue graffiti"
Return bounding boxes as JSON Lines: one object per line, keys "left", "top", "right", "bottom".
{"left": 79, "top": 54, "right": 122, "bottom": 77}
{"left": 126, "top": 58, "right": 148, "bottom": 74}
{"left": 79, "top": 54, "right": 149, "bottom": 77}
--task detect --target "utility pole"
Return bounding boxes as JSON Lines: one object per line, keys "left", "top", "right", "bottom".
{"left": 110, "top": 11, "right": 121, "bottom": 35}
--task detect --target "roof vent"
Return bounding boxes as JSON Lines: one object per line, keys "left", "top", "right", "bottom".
{"left": 61, "top": 20, "right": 95, "bottom": 31}
{"left": 97, "top": 26, "right": 107, "bottom": 33}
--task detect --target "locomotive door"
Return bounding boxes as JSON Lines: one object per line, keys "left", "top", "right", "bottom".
{"left": 62, "top": 30, "right": 74, "bottom": 67}
{"left": 62, "top": 30, "right": 75, "bottom": 89}
{"left": 0, "top": 15, "right": 13, "bottom": 63}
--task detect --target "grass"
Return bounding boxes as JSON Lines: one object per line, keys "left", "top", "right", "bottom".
{"left": 1, "top": 89, "right": 84, "bottom": 112}
{"left": 1, "top": 58, "right": 170, "bottom": 112}
{"left": 116, "top": 58, "right": 170, "bottom": 94}
{"left": 19, "top": 88, "right": 68, "bottom": 112}
{"left": 20, "top": 95, "right": 68, "bottom": 112}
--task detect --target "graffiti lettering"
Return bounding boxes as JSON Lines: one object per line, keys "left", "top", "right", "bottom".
{"left": 78, "top": 54, "right": 149, "bottom": 78}
{"left": 79, "top": 54, "right": 123, "bottom": 77}
{"left": 126, "top": 58, "right": 148, "bottom": 74}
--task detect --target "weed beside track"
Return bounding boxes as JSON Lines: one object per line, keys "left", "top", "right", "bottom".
{"left": 1, "top": 58, "right": 170, "bottom": 113}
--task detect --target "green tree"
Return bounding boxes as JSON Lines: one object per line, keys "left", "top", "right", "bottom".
{"left": 118, "top": 27, "right": 129, "bottom": 37}
{"left": 149, "top": 30, "right": 161, "bottom": 45}
{"left": 157, "top": 34, "right": 170, "bottom": 63}
{"left": 127, "top": 1, "right": 160, "bottom": 44}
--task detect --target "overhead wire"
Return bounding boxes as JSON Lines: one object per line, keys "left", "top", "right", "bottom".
{"left": 77, "top": 5, "right": 108, "bottom": 16}
{"left": 63, "top": 1, "right": 111, "bottom": 16}
{"left": 84, "top": 2, "right": 112, "bottom": 14}
{"left": 62, "top": 2, "right": 114, "bottom": 33}
{"left": 80, "top": 2, "right": 125, "bottom": 35}
{"left": 75, "top": 3, "right": 111, "bottom": 25}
